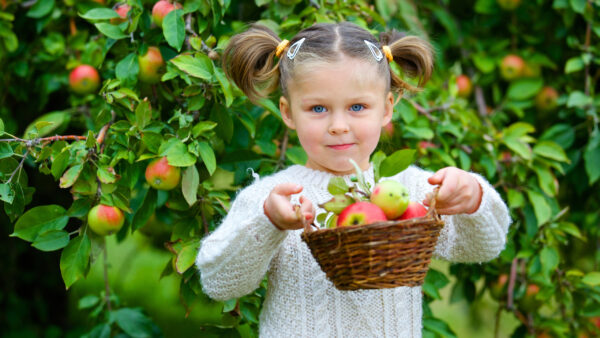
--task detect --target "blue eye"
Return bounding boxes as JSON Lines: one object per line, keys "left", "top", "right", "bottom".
{"left": 350, "top": 104, "right": 364, "bottom": 112}
{"left": 312, "top": 105, "right": 326, "bottom": 113}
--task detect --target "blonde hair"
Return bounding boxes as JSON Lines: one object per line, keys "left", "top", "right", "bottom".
{"left": 222, "top": 22, "right": 434, "bottom": 104}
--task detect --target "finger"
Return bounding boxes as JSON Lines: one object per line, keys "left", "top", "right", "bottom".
{"left": 436, "top": 173, "right": 458, "bottom": 203}
{"left": 272, "top": 183, "right": 303, "bottom": 197}
{"left": 428, "top": 168, "right": 448, "bottom": 185}
{"left": 299, "top": 196, "right": 315, "bottom": 221}
{"left": 422, "top": 192, "right": 433, "bottom": 206}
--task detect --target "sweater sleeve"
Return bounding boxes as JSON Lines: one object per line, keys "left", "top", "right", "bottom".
{"left": 433, "top": 172, "right": 511, "bottom": 262}
{"left": 195, "top": 181, "right": 288, "bottom": 301}
{"left": 398, "top": 166, "right": 511, "bottom": 263}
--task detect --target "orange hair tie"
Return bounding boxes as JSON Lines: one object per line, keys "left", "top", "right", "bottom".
{"left": 382, "top": 45, "right": 393, "bottom": 62}
{"left": 276, "top": 39, "right": 290, "bottom": 58}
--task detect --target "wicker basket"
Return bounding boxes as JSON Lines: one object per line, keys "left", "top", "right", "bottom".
{"left": 301, "top": 190, "right": 444, "bottom": 290}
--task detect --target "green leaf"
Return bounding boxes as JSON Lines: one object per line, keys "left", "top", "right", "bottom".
{"left": 285, "top": 146, "right": 307, "bottom": 165}
{"left": 26, "top": 0, "right": 55, "bottom": 18}
{"left": 78, "top": 295, "right": 100, "bottom": 310}
{"left": 163, "top": 10, "right": 185, "bottom": 51}
{"left": 59, "top": 234, "right": 91, "bottom": 289}
{"left": 79, "top": 8, "right": 121, "bottom": 20}
{"left": 116, "top": 53, "right": 139, "bottom": 86}
{"left": 582, "top": 272, "right": 600, "bottom": 286}
{"left": 526, "top": 190, "right": 551, "bottom": 226}
{"left": 12, "top": 205, "right": 69, "bottom": 242}
{"left": 60, "top": 164, "right": 84, "bottom": 188}
{"left": 94, "top": 23, "right": 128, "bottom": 40}
{"left": 112, "top": 308, "right": 155, "bottom": 338}
{"left": 182, "top": 165, "right": 199, "bottom": 206}
{"left": 214, "top": 67, "right": 234, "bottom": 107}
{"left": 584, "top": 133, "right": 600, "bottom": 184}
{"left": 24, "top": 112, "right": 71, "bottom": 138}
{"left": 97, "top": 166, "right": 118, "bottom": 184}
{"left": 197, "top": 141, "right": 216, "bottom": 175}
{"left": 159, "top": 138, "right": 196, "bottom": 167}
{"left": 0, "top": 118, "right": 4, "bottom": 135}
{"left": 380, "top": 149, "right": 416, "bottom": 178}
{"left": 0, "top": 143, "right": 13, "bottom": 159}
{"left": 135, "top": 99, "right": 152, "bottom": 130}
{"left": 567, "top": 91, "right": 593, "bottom": 108}
{"left": 540, "top": 246, "right": 559, "bottom": 276}
{"left": 131, "top": 188, "right": 156, "bottom": 232}
{"left": 192, "top": 121, "right": 217, "bottom": 137}
{"left": 32, "top": 230, "right": 69, "bottom": 251}
{"left": 51, "top": 150, "right": 70, "bottom": 180}
{"left": 507, "top": 78, "right": 544, "bottom": 100}
{"left": 569, "top": 0, "right": 586, "bottom": 13}
{"left": 0, "top": 183, "right": 15, "bottom": 204}
{"left": 170, "top": 54, "right": 212, "bottom": 81}
{"left": 533, "top": 140, "right": 569, "bottom": 162}
{"left": 472, "top": 54, "right": 496, "bottom": 73}
{"left": 175, "top": 240, "right": 200, "bottom": 273}
{"left": 327, "top": 177, "right": 349, "bottom": 195}
{"left": 565, "top": 57, "right": 584, "bottom": 73}
{"left": 557, "top": 222, "right": 583, "bottom": 239}
{"left": 533, "top": 164, "right": 556, "bottom": 197}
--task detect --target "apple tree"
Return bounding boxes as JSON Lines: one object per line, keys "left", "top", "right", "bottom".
{"left": 0, "top": 0, "right": 599, "bottom": 337}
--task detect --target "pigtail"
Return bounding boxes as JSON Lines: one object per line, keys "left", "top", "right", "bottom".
{"left": 222, "top": 24, "right": 283, "bottom": 103}
{"left": 379, "top": 31, "right": 434, "bottom": 94}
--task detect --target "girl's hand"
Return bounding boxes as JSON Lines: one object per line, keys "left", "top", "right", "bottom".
{"left": 423, "top": 167, "right": 482, "bottom": 215}
{"left": 263, "top": 183, "right": 315, "bottom": 230}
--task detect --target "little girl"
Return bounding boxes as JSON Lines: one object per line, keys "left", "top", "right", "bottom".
{"left": 196, "top": 22, "right": 511, "bottom": 337}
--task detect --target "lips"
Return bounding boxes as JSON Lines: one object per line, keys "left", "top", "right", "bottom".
{"left": 328, "top": 143, "right": 354, "bottom": 150}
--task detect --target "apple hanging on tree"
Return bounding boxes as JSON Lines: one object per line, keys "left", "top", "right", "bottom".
{"left": 500, "top": 54, "right": 525, "bottom": 81}
{"left": 152, "top": 0, "right": 183, "bottom": 28}
{"left": 138, "top": 46, "right": 165, "bottom": 84}
{"left": 145, "top": 157, "right": 181, "bottom": 190}
{"left": 69, "top": 65, "right": 100, "bottom": 95}
{"left": 456, "top": 74, "right": 472, "bottom": 98}
{"left": 88, "top": 204, "right": 125, "bottom": 236}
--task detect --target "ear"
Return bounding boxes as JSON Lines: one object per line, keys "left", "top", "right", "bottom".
{"left": 382, "top": 92, "right": 394, "bottom": 126}
{"left": 280, "top": 96, "right": 296, "bottom": 130}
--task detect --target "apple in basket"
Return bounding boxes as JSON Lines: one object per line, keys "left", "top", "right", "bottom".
{"left": 336, "top": 202, "right": 387, "bottom": 227}
{"left": 370, "top": 180, "right": 410, "bottom": 219}
{"left": 397, "top": 202, "right": 428, "bottom": 220}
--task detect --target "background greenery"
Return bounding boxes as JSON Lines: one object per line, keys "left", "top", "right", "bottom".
{"left": 1, "top": 0, "right": 599, "bottom": 337}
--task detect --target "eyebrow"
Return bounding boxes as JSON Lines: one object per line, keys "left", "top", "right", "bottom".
{"left": 300, "top": 95, "right": 377, "bottom": 104}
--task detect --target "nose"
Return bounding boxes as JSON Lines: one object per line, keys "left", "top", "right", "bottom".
{"left": 328, "top": 112, "right": 349, "bottom": 135}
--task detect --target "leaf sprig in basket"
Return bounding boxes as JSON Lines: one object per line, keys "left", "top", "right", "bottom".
{"left": 315, "top": 149, "right": 427, "bottom": 229}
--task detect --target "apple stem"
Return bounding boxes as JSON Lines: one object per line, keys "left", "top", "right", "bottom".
{"left": 102, "top": 237, "right": 112, "bottom": 312}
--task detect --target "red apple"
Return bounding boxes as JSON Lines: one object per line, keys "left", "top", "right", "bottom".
{"left": 336, "top": 202, "right": 387, "bottom": 227}
{"left": 398, "top": 202, "right": 428, "bottom": 220}
{"left": 145, "top": 157, "right": 181, "bottom": 190}
{"left": 456, "top": 74, "right": 473, "bottom": 98}
{"left": 381, "top": 122, "right": 394, "bottom": 140}
{"left": 69, "top": 65, "right": 100, "bottom": 95}
{"left": 152, "top": 0, "right": 182, "bottom": 28}
{"left": 111, "top": 3, "right": 131, "bottom": 24}
{"left": 489, "top": 273, "right": 509, "bottom": 300}
{"left": 497, "top": 0, "right": 521, "bottom": 10}
{"left": 520, "top": 283, "right": 541, "bottom": 312}
{"left": 88, "top": 204, "right": 125, "bottom": 236}
{"left": 535, "top": 86, "right": 559, "bottom": 112}
{"left": 138, "top": 46, "right": 165, "bottom": 84}
{"left": 370, "top": 180, "right": 410, "bottom": 219}
{"left": 418, "top": 141, "right": 436, "bottom": 150}
{"left": 500, "top": 54, "right": 525, "bottom": 81}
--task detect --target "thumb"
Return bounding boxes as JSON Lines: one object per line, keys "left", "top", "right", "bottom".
{"left": 272, "top": 183, "right": 303, "bottom": 197}
{"left": 428, "top": 168, "right": 447, "bottom": 186}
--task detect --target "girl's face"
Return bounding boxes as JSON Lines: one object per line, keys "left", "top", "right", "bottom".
{"left": 280, "top": 56, "right": 393, "bottom": 176}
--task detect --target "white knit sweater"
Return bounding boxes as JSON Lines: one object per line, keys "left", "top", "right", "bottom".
{"left": 196, "top": 165, "right": 511, "bottom": 337}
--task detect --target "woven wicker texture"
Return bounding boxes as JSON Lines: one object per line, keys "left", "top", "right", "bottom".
{"left": 301, "top": 191, "right": 444, "bottom": 290}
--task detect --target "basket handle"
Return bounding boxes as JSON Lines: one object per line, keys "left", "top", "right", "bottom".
{"left": 426, "top": 186, "right": 441, "bottom": 219}
{"left": 296, "top": 204, "right": 318, "bottom": 233}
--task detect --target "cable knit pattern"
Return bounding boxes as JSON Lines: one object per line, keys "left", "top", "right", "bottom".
{"left": 196, "top": 164, "right": 511, "bottom": 337}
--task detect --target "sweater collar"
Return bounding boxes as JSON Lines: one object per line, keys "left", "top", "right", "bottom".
{"left": 282, "top": 165, "right": 375, "bottom": 189}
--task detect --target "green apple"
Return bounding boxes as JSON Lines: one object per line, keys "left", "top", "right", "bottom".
{"left": 145, "top": 157, "right": 181, "bottom": 190}
{"left": 69, "top": 65, "right": 100, "bottom": 95}
{"left": 88, "top": 204, "right": 125, "bottom": 236}
{"left": 336, "top": 202, "right": 387, "bottom": 227}
{"left": 138, "top": 46, "right": 165, "bottom": 84}
{"left": 370, "top": 180, "right": 409, "bottom": 219}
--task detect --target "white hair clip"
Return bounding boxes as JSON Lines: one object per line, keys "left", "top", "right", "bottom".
{"left": 364, "top": 40, "right": 383, "bottom": 62}
{"left": 287, "top": 38, "right": 305, "bottom": 60}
